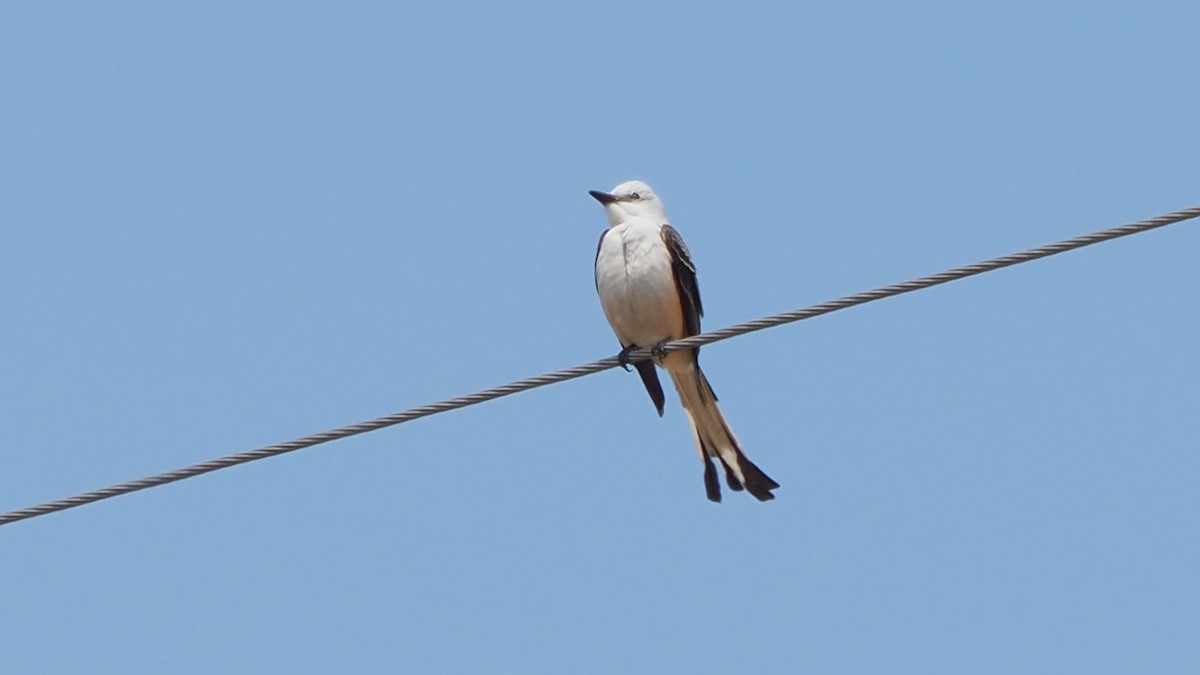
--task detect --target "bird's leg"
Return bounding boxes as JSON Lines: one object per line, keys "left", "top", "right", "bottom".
{"left": 617, "top": 344, "right": 639, "bottom": 371}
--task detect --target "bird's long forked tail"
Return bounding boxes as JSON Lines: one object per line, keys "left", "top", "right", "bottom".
{"left": 667, "top": 360, "right": 779, "bottom": 502}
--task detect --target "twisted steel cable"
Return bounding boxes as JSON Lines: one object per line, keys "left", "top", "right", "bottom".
{"left": 2, "top": 204, "right": 1198, "bottom": 527}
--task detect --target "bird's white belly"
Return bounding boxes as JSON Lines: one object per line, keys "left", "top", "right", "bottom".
{"left": 595, "top": 221, "right": 683, "bottom": 348}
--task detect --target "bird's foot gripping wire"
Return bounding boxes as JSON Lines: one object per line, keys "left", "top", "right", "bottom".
{"left": 617, "top": 344, "right": 639, "bottom": 371}
{"left": 651, "top": 338, "right": 672, "bottom": 360}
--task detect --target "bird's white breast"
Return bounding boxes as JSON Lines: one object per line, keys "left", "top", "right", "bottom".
{"left": 594, "top": 219, "right": 684, "bottom": 348}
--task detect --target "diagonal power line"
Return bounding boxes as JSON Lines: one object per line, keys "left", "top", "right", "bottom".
{"left": 2, "top": 204, "right": 1198, "bottom": 527}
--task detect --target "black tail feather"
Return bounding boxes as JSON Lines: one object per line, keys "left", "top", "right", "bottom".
{"left": 738, "top": 454, "right": 780, "bottom": 502}
{"left": 702, "top": 455, "right": 721, "bottom": 502}
{"left": 633, "top": 360, "right": 665, "bottom": 417}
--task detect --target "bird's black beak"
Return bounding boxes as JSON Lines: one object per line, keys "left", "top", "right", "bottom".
{"left": 589, "top": 190, "right": 617, "bottom": 205}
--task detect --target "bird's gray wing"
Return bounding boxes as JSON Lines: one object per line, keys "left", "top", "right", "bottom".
{"left": 661, "top": 223, "right": 703, "bottom": 337}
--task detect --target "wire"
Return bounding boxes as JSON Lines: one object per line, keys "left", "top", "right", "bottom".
{"left": 2, "top": 204, "right": 1198, "bottom": 527}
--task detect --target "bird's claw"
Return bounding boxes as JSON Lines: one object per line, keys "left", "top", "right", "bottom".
{"left": 617, "top": 344, "right": 637, "bottom": 371}
{"left": 651, "top": 338, "right": 671, "bottom": 359}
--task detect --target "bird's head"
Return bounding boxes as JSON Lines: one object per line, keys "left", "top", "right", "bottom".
{"left": 589, "top": 180, "right": 668, "bottom": 226}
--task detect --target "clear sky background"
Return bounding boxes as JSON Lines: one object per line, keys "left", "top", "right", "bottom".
{"left": 3, "top": 3, "right": 1198, "bottom": 673}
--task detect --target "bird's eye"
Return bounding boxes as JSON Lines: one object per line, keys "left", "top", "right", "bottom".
{"left": 630, "top": 192, "right": 642, "bottom": 200}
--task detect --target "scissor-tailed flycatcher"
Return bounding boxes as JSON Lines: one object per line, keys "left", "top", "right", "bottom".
{"left": 590, "top": 180, "right": 779, "bottom": 502}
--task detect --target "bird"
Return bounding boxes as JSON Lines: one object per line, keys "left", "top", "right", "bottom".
{"left": 590, "top": 180, "right": 779, "bottom": 502}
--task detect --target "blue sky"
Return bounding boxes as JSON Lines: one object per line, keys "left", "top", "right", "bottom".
{"left": 3, "top": 2, "right": 1198, "bottom": 673}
